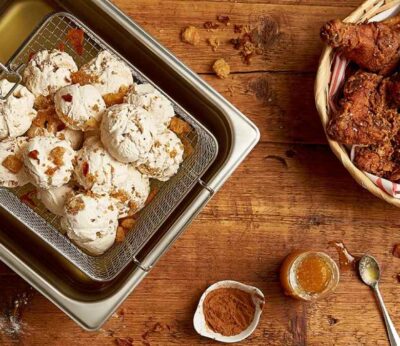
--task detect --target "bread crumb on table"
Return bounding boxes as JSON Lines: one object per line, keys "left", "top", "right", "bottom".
{"left": 207, "top": 36, "right": 220, "bottom": 52}
{"left": 181, "top": 26, "right": 201, "bottom": 45}
{"left": 212, "top": 58, "right": 231, "bottom": 79}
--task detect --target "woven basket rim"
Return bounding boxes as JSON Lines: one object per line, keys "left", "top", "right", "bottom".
{"left": 315, "top": 0, "right": 400, "bottom": 207}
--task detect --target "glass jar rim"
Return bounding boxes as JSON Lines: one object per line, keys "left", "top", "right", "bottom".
{"left": 287, "top": 251, "right": 340, "bottom": 301}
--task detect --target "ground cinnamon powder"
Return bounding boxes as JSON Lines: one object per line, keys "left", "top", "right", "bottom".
{"left": 203, "top": 288, "right": 256, "bottom": 336}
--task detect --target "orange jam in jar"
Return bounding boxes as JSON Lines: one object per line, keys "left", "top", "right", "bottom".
{"left": 280, "top": 251, "right": 340, "bottom": 301}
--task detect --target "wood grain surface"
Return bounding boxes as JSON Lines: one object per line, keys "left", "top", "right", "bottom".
{"left": 1, "top": 0, "right": 399, "bottom": 345}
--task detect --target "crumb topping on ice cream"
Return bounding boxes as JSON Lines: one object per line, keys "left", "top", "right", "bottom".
{"left": 23, "top": 135, "right": 75, "bottom": 189}
{"left": 109, "top": 164, "right": 150, "bottom": 217}
{"left": 79, "top": 50, "right": 133, "bottom": 96}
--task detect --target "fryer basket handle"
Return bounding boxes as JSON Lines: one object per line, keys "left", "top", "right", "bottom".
{"left": 0, "top": 62, "right": 23, "bottom": 100}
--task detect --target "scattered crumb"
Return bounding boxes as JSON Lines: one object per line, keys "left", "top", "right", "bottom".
{"left": 145, "top": 188, "right": 159, "bottom": 206}
{"left": 2, "top": 155, "right": 23, "bottom": 174}
{"left": 115, "top": 226, "right": 125, "bottom": 243}
{"left": 121, "top": 218, "right": 135, "bottom": 230}
{"left": 66, "top": 28, "right": 85, "bottom": 55}
{"left": 103, "top": 86, "right": 129, "bottom": 107}
{"left": 212, "top": 58, "right": 230, "bottom": 79}
{"left": 234, "top": 24, "right": 244, "bottom": 33}
{"left": 217, "top": 15, "right": 230, "bottom": 26}
{"left": 66, "top": 196, "right": 85, "bottom": 215}
{"left": 327, "top": 315, "right": 339, "bottom": 326}
{"left": 49, "top": 146, "right": 66, "bottom": 167}
{"left": 181, "top": 26, "right": 200, "bottom": 46}
{"left": 169, "top": 116, "right": 192, "bottom": 136}
{"left": 71, "top": 71, "right": 99, "bottom": 86}
{"left": 393, "top": 244, "right": 400, "bottom": 258}
{"left": 182, "top": 137, "right": 194, "bottom": 158}
{"left": 203, "top": 21, "right": 219, "bottom": 30}
{"left": 34, "top": 95, "right": 53, "bottom": 111}
{"left": 207, "top": 36, "right": 220, "bottom": 52}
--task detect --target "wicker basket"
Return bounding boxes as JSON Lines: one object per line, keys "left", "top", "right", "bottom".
{"left": 315, "top": 0, "right": 400, "bottom": 207}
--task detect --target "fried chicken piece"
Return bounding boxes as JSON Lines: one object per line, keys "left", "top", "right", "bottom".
{"left": 327, "top": 71, "right": 400, "bottom": 145}
{"left": 320, "top": 17, "right": 400, "bottom": 75}
{"left": 386, "top": 73, "right": 400, "bottom": 107}
{"left": 353, "top": 141, "right": 396, "bottom": 178}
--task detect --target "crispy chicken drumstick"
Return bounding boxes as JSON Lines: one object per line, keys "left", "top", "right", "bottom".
{"left": 321, "top": 17, "right": 400, "bottom": 75}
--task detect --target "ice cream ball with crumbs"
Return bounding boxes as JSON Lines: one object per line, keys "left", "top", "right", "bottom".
{"left": 0, "top": 137, "right": 30, "bottom": 187}
{"left": 109, "top": 164, "right": 150, "bottom": 217}
{"left": 100, "top": 104, "right": 155, "bottom": 164}
{"left": 77, "top": 50, "right": 133, "bottom": 97}
{"left": 138, "top": 130, "right": 184, "bottom": 181}
{"left": 61, "top": 192, "right": 118, "bottom": 255}
{"left": 23, "top": 135, "right": 75, "bottom": 189}
{"left": 23, "top": 49, "right": 78, "bottom": 97}
{"left": 74, "top": 137, "right": 124, "bottom": 193}
{"left": 124, "top": 83, "right": 175, "bottom": 132}
{"left": 54, "top": 84, "right": 106, "bottom": 131}
{"left": 0, "top": 79, "right": 37, "bottom": 140}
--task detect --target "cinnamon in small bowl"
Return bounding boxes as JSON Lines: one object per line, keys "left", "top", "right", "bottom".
{"left": 193, "top": 280, "right": 265, "bottom": 343}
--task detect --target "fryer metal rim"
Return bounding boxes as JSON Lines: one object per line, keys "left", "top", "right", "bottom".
{"left": 1, "top": 11, "right": 219, "bottom": 282}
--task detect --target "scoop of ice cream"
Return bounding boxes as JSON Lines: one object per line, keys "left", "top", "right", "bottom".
{"left": 37, "top": 184, "right": 74, "bottom": 216}
{"left": 0, "top": 137, "right": 30, "bottom": 187}
{"left": 110, "top": 164, "right": 150, "bottom": 217}
{"left": 138, "top": 130, "right": 184, "bottom": 181}
{"left": 100, "top": 104, "right": 155, "bottom": 163}
{"left": 23, "top": 135, "right": 75, "bottom": 189}
{"left": 61, "top": 192, "right": 118, "bottom": 255}
{"left": 0, "top": 79, "right": 37, "bottom": 140}
{"left": 74, "top": 137, "right": 125, "bottom": 193}
{"left": 124, "top": 83, "right": 174, "bottom": 132}
{"left": 54, "top": 84, "right": 106, "bottom": 131}
{"left": 57, "top": 128, "right": 84, "bottom": 150}
{"left": 23, "top": 49, "right": 78, "bottom": 97}
{"left": 79, "top": 50, "right": 133, "bottom": 96}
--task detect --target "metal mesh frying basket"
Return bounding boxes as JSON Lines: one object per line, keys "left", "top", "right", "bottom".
{"left": 0, "top": 12, "right": 218, "bottom": 281}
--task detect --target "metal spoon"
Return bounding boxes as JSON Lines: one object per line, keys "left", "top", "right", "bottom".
{"left": 358, "top": 255, "right": 400, "bottom": 346}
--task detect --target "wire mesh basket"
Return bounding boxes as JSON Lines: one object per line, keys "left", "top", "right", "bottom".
{"left": 0, "top": 12, "right": 218, "bottom": 281}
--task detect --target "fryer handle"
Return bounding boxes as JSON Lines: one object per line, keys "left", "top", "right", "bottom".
{"left": 0, "top": 62, "right": 23, "bottom": 100}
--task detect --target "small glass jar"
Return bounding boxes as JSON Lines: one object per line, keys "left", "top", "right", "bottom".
{"left": 280, "top": 250, "right": 340, "bottom": 301}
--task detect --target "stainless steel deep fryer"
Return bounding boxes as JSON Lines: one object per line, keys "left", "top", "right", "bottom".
{"left": 0, "top": 12, "right": 218, "bottom": 282}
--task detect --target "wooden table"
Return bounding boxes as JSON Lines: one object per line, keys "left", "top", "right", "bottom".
{"left": 1, "top": 0, "right": 400, "bottom": 345}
